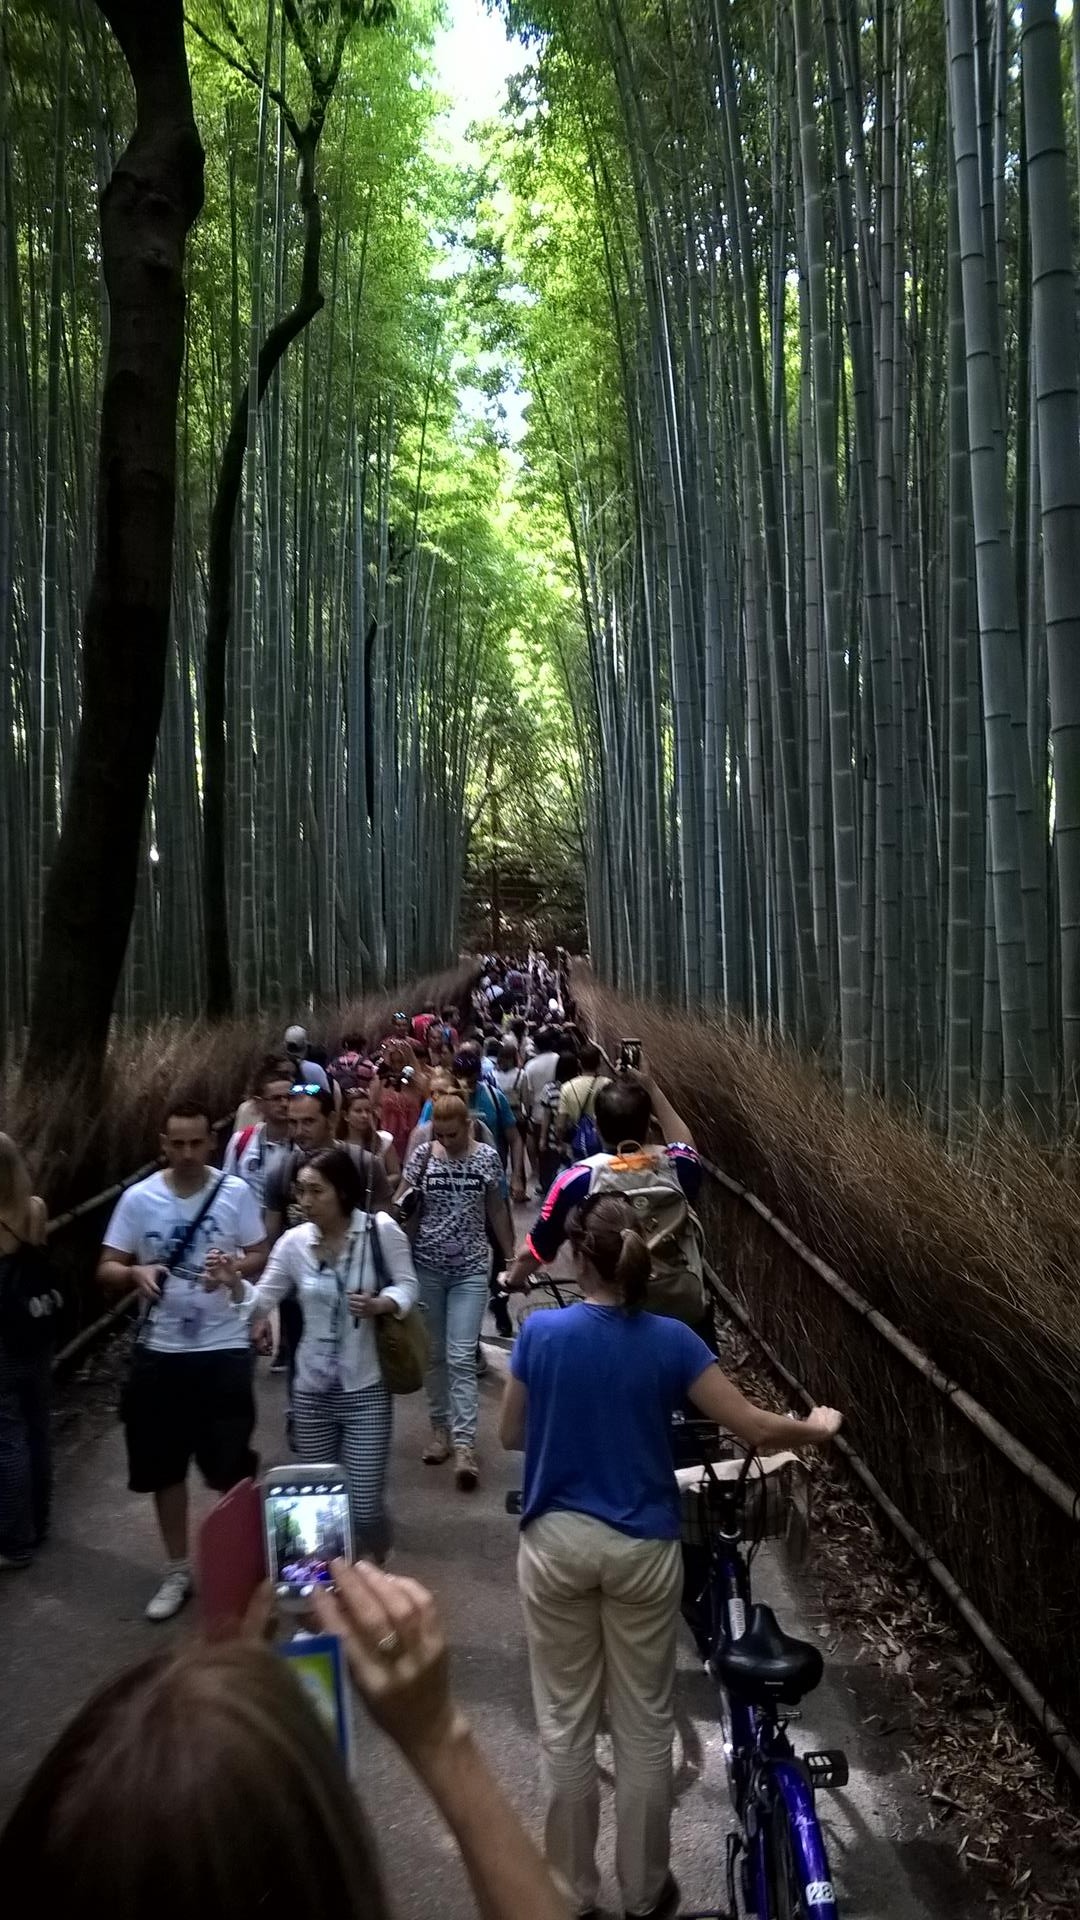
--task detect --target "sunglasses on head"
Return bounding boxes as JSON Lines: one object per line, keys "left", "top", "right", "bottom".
{"left": 290, "top": 1083, "right": 323, "bottom": 1097}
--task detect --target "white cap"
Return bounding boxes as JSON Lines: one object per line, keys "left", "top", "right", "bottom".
{"left": 548, "top": 997, "right": 561, "bottom": 1013}
{"left": 284, "top": 1024, "right": 307, "bottom": 1052}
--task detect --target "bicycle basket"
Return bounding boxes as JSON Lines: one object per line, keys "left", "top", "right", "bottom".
{"left": 676, "top": 1451, "right": 810, "bottom": 1561}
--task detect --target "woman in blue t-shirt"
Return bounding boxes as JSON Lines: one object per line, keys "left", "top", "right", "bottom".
{"left": 499, "top": 1195, "right": 841, "bottom": 1920}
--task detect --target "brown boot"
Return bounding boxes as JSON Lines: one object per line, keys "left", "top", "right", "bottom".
{"left": 454, "top": 1444, "right": 479, "bottom": 1491}
{"left": 422, "top": 1426, "right": 452, "bottom": 1465}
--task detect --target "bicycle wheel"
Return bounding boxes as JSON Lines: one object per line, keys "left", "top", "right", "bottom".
{"left": 763, "top": 1797, "right": 803, "bottom": 1919}
{"left": 762, "top": 1790, "right": 838, "bottom": 1920}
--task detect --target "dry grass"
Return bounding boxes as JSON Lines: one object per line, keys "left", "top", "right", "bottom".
{"left": 576, "top": 974, "right": 1080, "bottom": 1488}
{"left": 4, "top": 963, "right": 477, "bottom": 1215}
{"left": 581, "top": 954, "right": 1080, "bottom": 1757}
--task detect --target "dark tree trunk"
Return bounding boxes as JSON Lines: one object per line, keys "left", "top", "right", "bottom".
{"left": 202, "top": 127, "right": 324, "bottom": 1019}
{"left": 20, "top": 1, "right": 203, "bottom": 1094}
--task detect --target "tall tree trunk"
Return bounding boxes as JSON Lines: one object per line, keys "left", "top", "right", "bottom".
{"left": 202, "top": 119, "right": 324, "bottom": 1018}
{"left": 20, "top": 0, "right": 203, "bottom": 1091}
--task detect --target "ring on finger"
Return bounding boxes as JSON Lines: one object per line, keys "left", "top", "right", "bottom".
{"left": 376, "top": 1630, "right": 402, "bottom": 1659}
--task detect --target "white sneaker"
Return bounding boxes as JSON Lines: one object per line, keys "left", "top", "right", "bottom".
{"left": 145, "top": 1567, "right": 192, "bottom": 1622}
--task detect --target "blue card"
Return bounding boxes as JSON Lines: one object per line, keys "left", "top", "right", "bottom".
{"left": 276, "top": 1632, "right": 351, "bottom": 1760}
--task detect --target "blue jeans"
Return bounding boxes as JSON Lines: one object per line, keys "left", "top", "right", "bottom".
{"left": 417, "top": 1266, "right": 489, "bottom": 1444}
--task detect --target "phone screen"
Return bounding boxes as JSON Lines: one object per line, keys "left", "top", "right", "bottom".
{"left": 265, "top": 1473, "right": 351, "bottom": 1603}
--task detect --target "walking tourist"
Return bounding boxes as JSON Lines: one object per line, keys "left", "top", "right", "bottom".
{"left": 555, "top": 1042, "right": 609, "bottom": 1159}
{"left": 0, "top": 1559, "right": 569, "bottom": 1920}
{"left": 494, "top": 1036, "right": 529, "bottom": 1202}
{"left": 283, "top": 1023, "right": 331, "bottom": 1094}
{"left": 377, "top": 1039, "right": 426, "bottom": 1165}
{"left": 500, "top": 1192, "right": 842, "bottom": 1920}
{"left": 96, "top": 1099, "right": 268, "bottom": 1621}
{"left": 521, "top": 1025, "right": 562, "bottom": 1184}
{"left": 537, "top": 1049, "right": 581, "bottom": 1194}
{"left": 0, "top": 1135, "right": 56, "bottom": 1571}
{"left": 505, "top": 1062, "right": 705, "bottom": 1327}
{"left": 340, "top": 1083, "right": 400, "bottom": 1181}
{"left": 265, "top": 1087, "right": 391, "bottom": 1392}
{"left": 223, "top": 1058, "right": 293, "bottom": 1205}
{"left": 402, "top": 1094, "right": 514, "bottom": 1489}
{"left": 237, "top": 1147, "right": 417, "bottom": 1562}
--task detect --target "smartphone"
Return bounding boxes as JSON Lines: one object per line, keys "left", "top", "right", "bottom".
{"left": 196, "top": 1477, "right": 266, "bottom": 1635}
{"left": 263, "top": 1463, "right": 354, "bottom": 1611}
{"left": 618, "top": 1037, "right": 643, "bottom": 1073}
{"left": 277, "top": 1632, "right": 351, "bottom": 1761}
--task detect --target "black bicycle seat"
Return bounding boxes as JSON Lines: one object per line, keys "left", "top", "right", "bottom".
{"left": 715, "top": 1603, "right": 824, "bottom": 1705}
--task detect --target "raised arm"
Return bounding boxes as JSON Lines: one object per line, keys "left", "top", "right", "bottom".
{"left": 640, "top": 1064, "right": 696, "bottom": 1150}
{"left": 315, "top": 1564, "right": 569, "bottom": 1920}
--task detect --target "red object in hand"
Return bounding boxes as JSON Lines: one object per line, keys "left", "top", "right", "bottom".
{"left": 195, "top": 1477, "right": 265, "bottom": 1636}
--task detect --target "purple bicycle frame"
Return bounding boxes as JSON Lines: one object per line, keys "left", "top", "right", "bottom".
{"left": 712, "top": 1544, "right": 840, "bottom": 1920}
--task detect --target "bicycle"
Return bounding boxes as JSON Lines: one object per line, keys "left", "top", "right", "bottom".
{"left": 677, "top": 1420, "right": 848, "bottom": 1920}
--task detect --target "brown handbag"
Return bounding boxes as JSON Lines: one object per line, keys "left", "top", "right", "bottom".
{"left": 365, "top": 1214, "right": 428, "bottom": 1395}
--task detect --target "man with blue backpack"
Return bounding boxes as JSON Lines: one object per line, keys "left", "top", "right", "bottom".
{"left": 555, "top": 1042, "right": 609, "bottom": 1162}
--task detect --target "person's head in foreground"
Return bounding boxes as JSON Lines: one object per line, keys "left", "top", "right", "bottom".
{"left": 0, "top": 1637, "right": 390, "bottom": 1919}
{"left": 565, "top": 1193, "right": 651, "bottom": 1311}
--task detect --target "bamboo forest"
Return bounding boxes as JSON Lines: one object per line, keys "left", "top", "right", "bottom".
{"left": 6, "top": 0, "right": 1080, "bottom": 1142}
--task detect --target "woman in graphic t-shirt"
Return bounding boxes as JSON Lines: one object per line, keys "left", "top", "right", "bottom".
{"left": 402, "top": 1095, "right": 513, "bottom": 1491}
{"left": 499, "top": 1195, "right": 842, "bottom": 1920}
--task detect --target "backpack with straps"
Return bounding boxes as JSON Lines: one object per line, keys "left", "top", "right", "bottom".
{"left": 587, "top": 1149, "right": 706, "bottom": 1325}
{"left": 569, "top": 1077, "right": 603, "bottom": 1161}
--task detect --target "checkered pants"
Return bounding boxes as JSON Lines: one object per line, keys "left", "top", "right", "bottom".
{"left": 292, "top": 1381, "right": 393, "bottom": 1561}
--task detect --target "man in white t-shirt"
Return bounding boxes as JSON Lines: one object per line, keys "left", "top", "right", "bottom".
{"left": 97, "top": 1100, "right": 268, "bottom": 1622}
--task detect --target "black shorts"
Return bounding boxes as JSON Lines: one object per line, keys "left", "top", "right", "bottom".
{"left": 122, "top": 1348, "right": 256, "bottom": 1495}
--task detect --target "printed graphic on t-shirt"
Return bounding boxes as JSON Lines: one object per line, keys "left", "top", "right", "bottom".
{"left": 103, "top": 1172, "right": 263, "bottom": 1353}
{"left": 405, "top": 1144, "right": 501, "bottom": 1273}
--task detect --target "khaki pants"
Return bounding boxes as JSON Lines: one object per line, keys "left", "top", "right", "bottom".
{"left": 518, "top": 1509, "right": 682, "bottom": 1915}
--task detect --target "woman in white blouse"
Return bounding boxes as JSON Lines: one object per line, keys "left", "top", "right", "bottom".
{"left": 236, "top": 1147, "right": 417, "bottom": 1561}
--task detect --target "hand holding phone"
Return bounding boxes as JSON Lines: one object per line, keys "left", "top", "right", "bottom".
{"left": 617, "top": 1037, "right": 643, "bottom": 1074}
{"left": 313, "top": 1559, "right": 464, "bottom": 1762}
{"left": 263, "top": 1464, "right": 354, "bottom": 1611}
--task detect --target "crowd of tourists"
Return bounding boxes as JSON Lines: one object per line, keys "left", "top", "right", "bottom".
{"left": 0, "top": 950, "right": 842, "bottom": 1920}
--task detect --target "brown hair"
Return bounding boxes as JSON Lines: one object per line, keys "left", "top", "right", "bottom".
{"left": 0, "top": 1640, "right": 390, "bottom": 1918}
{"left": 339, "top": 1085, "right": 375, "bottom": 1140}
{"left": 0, "top": 1132, "right": 31, "bottom": 1225}
{"left": 565, "top": 1194, "right": 652, "bottom": 1313}
{"left": 431, "top": 1092, "right": 469, "bottom": 1129}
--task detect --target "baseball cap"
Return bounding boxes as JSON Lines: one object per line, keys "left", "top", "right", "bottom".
{"left": 284, "top": 1024, "right": 308, "bottom": 1052}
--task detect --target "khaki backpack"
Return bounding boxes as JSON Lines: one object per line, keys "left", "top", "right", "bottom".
{"left": 587, "top": 1147, "right": 707, "bottom": 1324}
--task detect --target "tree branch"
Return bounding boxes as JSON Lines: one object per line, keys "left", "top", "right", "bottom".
{"left": 185, "top": 12, "right": 301, "bottom": 145}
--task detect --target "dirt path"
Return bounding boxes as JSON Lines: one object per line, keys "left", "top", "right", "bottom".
{"left": 0, "top": 1210, "right": 987, "bottom": 1917}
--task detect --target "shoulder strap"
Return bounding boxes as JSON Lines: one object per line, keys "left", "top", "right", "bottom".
{"left": 165, "top": 1171, "right": 227, "bottom": 1274}
{"left": 367, "top": 1213, "right": 390, "bottom": 1292}
{"left": 235, "top": 1125, "right": 257, "bottom": 1160}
